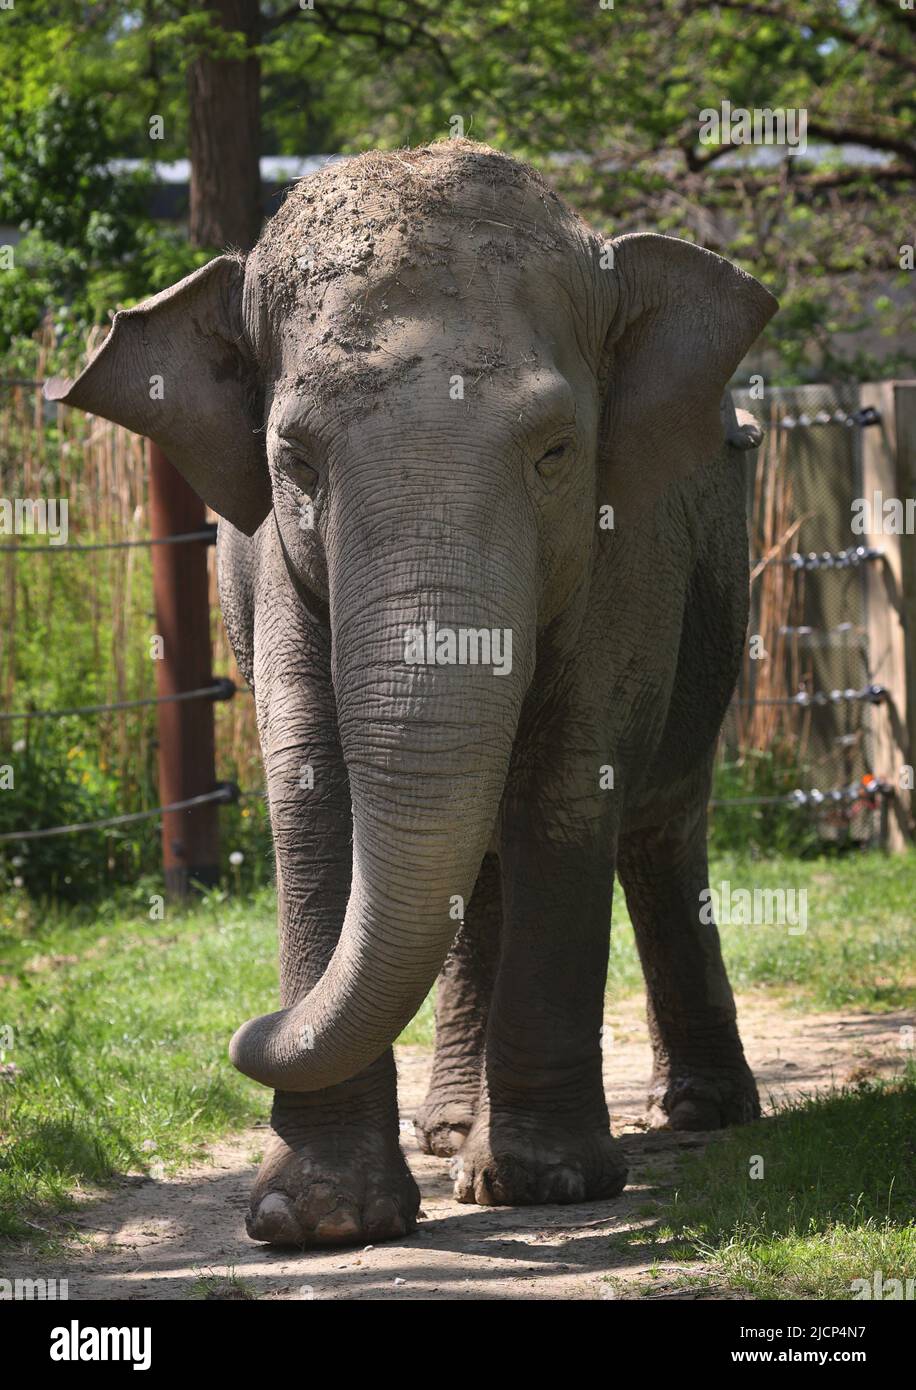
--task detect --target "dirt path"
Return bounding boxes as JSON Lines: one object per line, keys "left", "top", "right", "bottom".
{"left": 5, "top": 997, "right": 912, "bottom": 1301}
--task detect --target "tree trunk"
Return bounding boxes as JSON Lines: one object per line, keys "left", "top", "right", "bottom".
{"left": 187, "top": 0, "right": 262, "bottom": 251}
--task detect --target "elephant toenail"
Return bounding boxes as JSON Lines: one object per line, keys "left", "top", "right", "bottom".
{"left": 313, "top": 1208, "right": 361, "bottom": 1243}
{"left": 668, "top": 1099, "right": 721, "bottom": 1131}
{"left": 364, "top": 1196, "right": 406, "bottom": 1237}
{"left": 247, "top": 1192, "right": 300, "bottom": 1244}
{"left": 554, "top": 1169, "right": 586, "bottom": 1202}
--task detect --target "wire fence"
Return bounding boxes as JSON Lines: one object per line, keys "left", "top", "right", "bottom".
{"left": 0, "top": 785, "right": 239, "bottom": 844}
{"left": 0, "top": 525, "right": 217, "bottom": 554}
{"left": 1, "top": 361, "right": 262, "bottom": 878}
{"left": 0, "top": 678, "right": 236, "bottom": 723}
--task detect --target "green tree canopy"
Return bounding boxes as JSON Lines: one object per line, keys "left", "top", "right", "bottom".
{"left": 0, "top": 1, "right": 912, "bottom": 377}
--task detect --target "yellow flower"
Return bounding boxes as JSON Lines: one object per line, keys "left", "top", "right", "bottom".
{"left": 67, "top": 746, "right": 82, "bottom": 760}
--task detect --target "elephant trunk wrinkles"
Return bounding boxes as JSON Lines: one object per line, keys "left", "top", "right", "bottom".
{"left": 229, "top": 525, "right": 533, "bottom": 1090}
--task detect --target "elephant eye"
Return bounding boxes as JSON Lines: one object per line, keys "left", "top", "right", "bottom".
{"left": 276, "top": 442, "right": 319, "bottom": 494}
{"left": 535, "top": 436, "right": 573, "bottom": 486}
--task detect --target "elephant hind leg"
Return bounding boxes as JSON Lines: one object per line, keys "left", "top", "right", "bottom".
{"left": 617, "top": 792, "right": 759, "bottom": 1131}
{"left": 415, "top": 852, "right": 502, "bottom": 1157}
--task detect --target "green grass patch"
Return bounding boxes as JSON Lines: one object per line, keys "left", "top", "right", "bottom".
{"left": 0, "top": 883, "right": 434, "bottom": 1238}
{"left": 189, "top": 1267, "right": 259, "bottom": 1301}
{"left": 609, "top": 849, "right": 916, "bottom": 1011}
{"left": 0, "top": 888, "right": 278, "bottom": 1238}
{"left": 654, "top": 1069, "right": 916, "bottom": 1299}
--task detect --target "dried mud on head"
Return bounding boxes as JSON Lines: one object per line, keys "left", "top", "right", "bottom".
{"left": 247, "top": 139, "right": 584, "bottom": 409}
{"left": 256, "top": 140, "right": 563, "bottom": 292}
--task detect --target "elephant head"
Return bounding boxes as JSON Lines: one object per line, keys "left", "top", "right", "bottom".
{"left": 46, "top": 142, "right": 775, "bottom": 1092}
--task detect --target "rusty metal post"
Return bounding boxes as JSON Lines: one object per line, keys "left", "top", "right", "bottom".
{"left": 149, "top": 442, "right": 220, "bottom": 897}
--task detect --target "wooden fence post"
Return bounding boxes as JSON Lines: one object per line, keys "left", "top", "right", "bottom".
{"left": 894, "top": 382, "right": 916, "bottom": 837}
{"left": 860, "top": 381, "right": 915, "bottom": 847}
{"left": 148, "top": 442, "right": 221, "bottom": 897}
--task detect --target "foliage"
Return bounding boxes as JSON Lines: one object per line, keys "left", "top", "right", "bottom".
{"left": 0, "top": 729, "right": 156, "bottom": 903}
{"left": 0, "top": 2, "right": 912, "bottom": 375}
{"left": 0, "top": 730, "right": 273, "bottom": 904}
{"left": 0, "top": 88, "right": 211, "bottom": 354}
{"left": 0, "top": 516, "right": 272, "bottom": 902}
{"left": 0, "top": 90, "right": 147, "bottom": 252}
{"left": 710, "top": 746, "right": 825, "bottom": 857}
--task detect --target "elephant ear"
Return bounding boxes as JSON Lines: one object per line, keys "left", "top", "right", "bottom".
{"left": 599, "top": 233, "right": 777, "bottom": 523}
{"left": 44, "top": 255, "right": 270, "bottom": 536}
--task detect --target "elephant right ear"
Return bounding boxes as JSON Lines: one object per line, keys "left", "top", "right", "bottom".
{"left": 597, "top": 234, "right": 777, "bottom": 524}
{"left": 44, "top": 255, "right": 271, "bottom": 536}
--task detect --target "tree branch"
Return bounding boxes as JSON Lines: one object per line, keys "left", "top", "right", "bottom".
{"left": 261, "top": 0, "right": 457, "bottom": 81}
{"left": 804, "top": 119, "right": 916, "bottom": 168}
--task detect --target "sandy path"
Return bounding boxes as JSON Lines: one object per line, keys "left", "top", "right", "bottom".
{"left": 4, "top": 997, "right": 911, "bottom": 1301}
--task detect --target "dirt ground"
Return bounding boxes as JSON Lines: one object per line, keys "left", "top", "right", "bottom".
{"left": 5, "top": 997, "right": 912, "bottom": 1301}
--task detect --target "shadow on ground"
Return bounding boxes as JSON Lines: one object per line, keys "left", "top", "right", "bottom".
{"left": 2, "top": 1000, "right": 911, "bottom": 1300}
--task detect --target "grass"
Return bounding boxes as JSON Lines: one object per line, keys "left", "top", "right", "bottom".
{"left": 609, "top": 848, "right": 916, "bottom": 1011}
{"left": 633, "top": 1068, "right": 916, "bottom": 1300}
{"left": 189, "top": 1267, "right": 259, "bottom": 1301}
{"left": 0, "top": 850, "right": 912, "bottom": 1239}
{"left": 0, "top": 883, "right": 431, "bottom": 1239}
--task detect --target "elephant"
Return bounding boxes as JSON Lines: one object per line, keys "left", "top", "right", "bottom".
{"left": 47, "top": 140, "right": 777, "bottom": 1248}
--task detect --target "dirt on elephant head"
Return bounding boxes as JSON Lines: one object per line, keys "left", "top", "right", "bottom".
{"left": 245, "top": 140, "right": 590, "bottom": 408}
{"left": 256, "top": 139, "right": 570, "bottom": 291}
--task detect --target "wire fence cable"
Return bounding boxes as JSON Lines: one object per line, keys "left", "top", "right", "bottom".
{"left": 0, "top": 679, "right": 235, "bottom": 723}
{"left": 0, "top": 527, "right": 216, "bottom": 555}
{"left": 0, "top": 785, "right": 239, "bottom": 844}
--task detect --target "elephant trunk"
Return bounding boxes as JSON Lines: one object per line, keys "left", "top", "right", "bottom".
{"left": 230, "top": 501, "right": 534, "bottom": 1091}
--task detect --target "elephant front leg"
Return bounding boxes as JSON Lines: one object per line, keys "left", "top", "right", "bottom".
{"left": 415, "top": 852, "right": 501, "bottom": 1157}
{"left": 452, "top": 820, "right": 628, "bottom": 1206}
{"left": 617, "top": 797, "right": 760, "bottom": 1131}
{"left": 245, "top": 616, "right": 419, "bottom": 1247}
{"left": 252, "top": 1055, "right": 418, "bottom": 1247}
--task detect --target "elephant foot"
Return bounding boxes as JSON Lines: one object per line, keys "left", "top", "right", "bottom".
{"left": 414, "top": 1097, "right": 475, "bottom": 1157}
{"left": 246, "top": 1128, "right": 420, "bottom": 1248}
{"left": 646, "top": 1067, "right": 760, "bottom": 1132}
{"left": 450, "top": 1111, "right": 628, "bottom": 1206}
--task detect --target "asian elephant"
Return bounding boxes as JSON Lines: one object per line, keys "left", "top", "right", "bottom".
{"left": 47, "top": 140, "right": 777, "bottom": 1248}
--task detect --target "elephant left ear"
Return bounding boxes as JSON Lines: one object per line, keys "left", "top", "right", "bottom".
{"left": 44, "top": 255, "right": 271, "bottom": 536}
{"left": 598, "top": 233, "right": 777, "bottom": 523}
